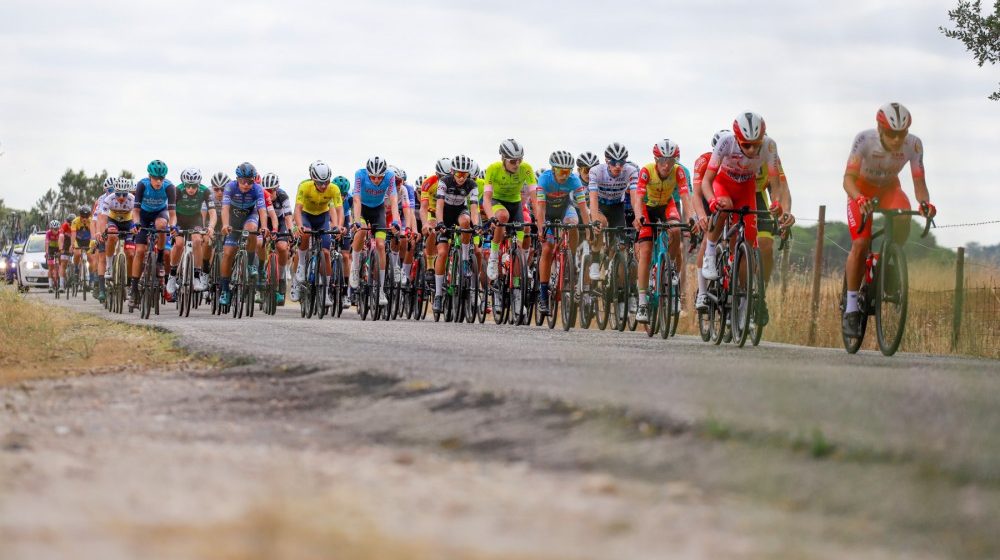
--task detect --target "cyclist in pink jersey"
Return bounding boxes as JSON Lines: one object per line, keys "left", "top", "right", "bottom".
{"left": 842, "top": 102, "right": 936, "bottom": 337}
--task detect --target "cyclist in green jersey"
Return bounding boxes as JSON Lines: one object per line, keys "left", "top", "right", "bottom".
{"left": 168, "top": 168, "right": 216, "bottom": 294}
{"left": 483, "top": 138, "right": 536, "bottom": 280}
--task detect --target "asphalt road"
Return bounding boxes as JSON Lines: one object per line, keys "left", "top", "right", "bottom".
{"left": 16, "top": 292, "right": 1000, "bottom": 559}
{"left": 43, "top": 292, "right": 1000, "bottom": 477}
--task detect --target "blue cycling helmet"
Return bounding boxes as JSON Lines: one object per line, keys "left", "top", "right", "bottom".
{"left": 235, "top": 162, "right": 257, "bottom": 179}
{"left": 332, "top": 175, "right": 350, "bottom": 194}
{"left": 147, "top": 159, "right": 168, "bottom": 178}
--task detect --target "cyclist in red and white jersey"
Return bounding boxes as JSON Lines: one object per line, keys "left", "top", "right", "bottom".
{"left": 842, "top": 102, "right": 936, "bottom": 338}
{"left": 700, "top": 112, "right": 794, "bottom": 283}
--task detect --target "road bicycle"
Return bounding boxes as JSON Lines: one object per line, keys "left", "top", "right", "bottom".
{"left": 541, "top": 221, "right": 591, "bottom": 331}
{"left": 173, "top": 228, "right": 206, "bottom": 317}
{"left": 840, "top": 202, "right": 935, "bottom": 356}
{"left": 592, "top": 226, "right": 637, "bottom": 332}
{"left": 699, "top": 207, "right": 769, "bottom": 348}
{"left": 228, "top": 229, "right": 259, "bottom": 319}
{"left": 298, "top": 228, "right": 338, "bottom": 319}
{"left": 433, "top": 224, "right": 481, "bottom": 323}
{"left": 643, "top": 220, "right": 695, "bottom": 339}
{"left": 130, "top": 227, "right": 170, "bottom": 320}
{"left": 489, "top": 221, "right": 531, "bottom": 326}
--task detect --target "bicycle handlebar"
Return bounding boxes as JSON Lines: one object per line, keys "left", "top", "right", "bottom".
{"left": 857, "top": 197, "right": 935, "bottom": 238}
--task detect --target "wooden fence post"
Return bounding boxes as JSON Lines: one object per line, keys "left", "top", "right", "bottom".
{"left": 780, "top": 235, "right": 792, "bottom": 300}
{"left": 807, "top": 206, "right": 826, "bottom": 346}
{"left": 951, "top": 247, "right": 965, "bottom": 351}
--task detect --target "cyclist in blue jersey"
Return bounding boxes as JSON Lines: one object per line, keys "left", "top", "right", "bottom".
{"left": 535, "top": 150, "right": 589, "bottom": 316}
{"left": 219, "top": 162, "right": 269, "bottom": 306}
{"left": 129, "top": 159, "right": 177, "bottom": 303}
{"left": 349, "top": 156, "right": 401, "bottom": 307}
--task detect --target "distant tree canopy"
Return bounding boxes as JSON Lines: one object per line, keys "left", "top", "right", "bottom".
{"left": 28, "top": 168, "right": 134, "bottom": 228}
{"left": 940, "top": 0, "right": 1000, "bottom": 100}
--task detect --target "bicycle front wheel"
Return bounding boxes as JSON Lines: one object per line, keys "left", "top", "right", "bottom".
{"left": 730, "top": 240, "right": 753, "bottom": 347}
{"left": 875, "top": 241, "right": 908, "bottom": 356}
{"left": 748, "top": 248, "right": 766, "bottom": 346}
{"left": 560, "top": 248, "right": 576, "bottom": 331}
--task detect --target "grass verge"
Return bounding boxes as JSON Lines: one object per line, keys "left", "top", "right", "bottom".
{"left": 0, "top": 287, "right": 201, "bottom": 385}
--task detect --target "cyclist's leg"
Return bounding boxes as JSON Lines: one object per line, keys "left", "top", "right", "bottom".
{"left": 636, "top": 205, "right": 656, "bottom": 296}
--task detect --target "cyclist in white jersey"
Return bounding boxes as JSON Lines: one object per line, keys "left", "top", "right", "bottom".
{"left": 842, "top": 102, "right": 936, "bottom": 337}
{"left": 587, "top": 142, "right": 639, "bottom": 280}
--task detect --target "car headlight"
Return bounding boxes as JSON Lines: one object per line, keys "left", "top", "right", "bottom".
{"left": 0, "top": 261, "right": 6, "bottom": 270}
{"left": 26, "top": 261, "right": 39, "bottom": 270}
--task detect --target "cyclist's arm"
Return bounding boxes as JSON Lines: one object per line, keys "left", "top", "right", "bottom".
{"left": 221, "top": 204, "right": 231, "bottom": 230}
{"left": 389, "top": 192, "right": 401, "bottom": 227}
{"left": 435, "top": 196, "right": 445, "bottom": 225}
{"left": 419, "top": 196, "right": 431, "bottom": 226}
{"left": 352, "top": 194, "right": 362, "bottom": 225}
{"left": 404, "top": 204, "right": 417, "bottom": 231}
{"left": 332, "top": 203, "right": 344, "bottom": 231}
{"left": 97, "top": 212, "right": 108, "bottom": 236}
{"left": 911, "top": 139, "right": 930, "bottom": 205}
{"left": 842, "top": 172, "right": 862, "bottom": 200}
{"left": 267, "top": 206, "right": 278, "bottom": 230}
{"left": 588, "top": 189, "right": 601, "bottom": 222}
{"left": 534, "top": 197, "right": 546, "bottom": 228}
{"left": 700, "top": 168, "right": 718, "bottom": 206}
{"left": 294, "top": 203, "right": 305, "bottom": 229}
{"left": 482, "top": 184, "right": 495, "bottom": 220}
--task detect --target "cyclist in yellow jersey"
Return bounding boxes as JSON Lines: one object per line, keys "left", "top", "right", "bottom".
{"left": 634, "top": 140, "right": 694, "bottom": 323}
{"left": 483, "top": 138, "right": 536, "bottom": 281}
{"left": 70, "top": 205, "right": 97, "bottom": 291}
{"left": 292, "top": 161, "right": 343, "bottom": 302}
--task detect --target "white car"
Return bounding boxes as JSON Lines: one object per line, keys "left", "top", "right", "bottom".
{"left": 16, "top": 234, "right": 53, "bottom": 290}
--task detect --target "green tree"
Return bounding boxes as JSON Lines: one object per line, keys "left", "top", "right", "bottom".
{"left": 940, "top": 0, "right": 1000, "bottom": 100}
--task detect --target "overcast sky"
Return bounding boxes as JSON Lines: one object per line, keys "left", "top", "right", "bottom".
{"left": 1, "top": 0, "right": 997, "bottom": 248}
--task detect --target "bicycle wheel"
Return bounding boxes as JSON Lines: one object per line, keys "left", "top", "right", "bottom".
{"left": 748, "top": 248, "right": 766, "bottom": 347}
{"left": 625, "top": 254, "right": 638, "bottom": 332}
{"left": 546, "top": 256, "right": 560, "bottom": 330}
{"left": 512, "top": 249, "right": 530, "bottom": 325}
{"left": 647, "top": 254, "right": 665, "bottom": 338}
{"left": 492, "top": 256, "right": 509, "bottom": 325}
{"left": 840, "top": 274, "right": 867, "bottom": 354}
{"left": 81, "top": 262, "right": 88, "bottom": 302}
{"left": 697, "top": 306, "right": 712, "bottom": 342}
{"left": 304, "top": 254, "right": 317, "bottom": 319}
{"left": 181, "top": 253, "right": 193, "bottom": 317}
{"left": 231, "top": 253, "right": 244, "bottom": 319}
{"left": 668, "top": 267, "right": 682, "bottom": 338}
{"left": 610, "top": 253, "right": 627, "bottom": 332}
{"left": 316, "top": 271, "right": 328, "bottom": 319}
{"left": 331, "top": 256, "right": 344, "bottom": 318}
{"left": 578, "top": 252, "right": 594, "bottom": 329}
{"left": 465, "top": 254, "right": 480, "bottom": 324}
{"left": 368, "top": 251, "right": 381, "bottom": 321}
{"left": 245, "top": 262, "right": 256, "bottom": 318}
{"left": 709, "top": 290, "right": 726, "bottom": 345}
{"left": 560, "top": 248, "right": 576, "bottom": 332}
{"left": 730, "top": 240, "right": 753, "bottom": 347}
{"left": 875, "top": 241, "right": 908, "bottom": 356}
{"left": 114, "top": 254, "right": 127, "bottom": 314}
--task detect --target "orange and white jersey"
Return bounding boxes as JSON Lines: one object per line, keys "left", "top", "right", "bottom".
{"left": 845, "top": 129, "right": 925, "bottom": 187}
{"left": 707, "top": 133, "right": 779, "bottom": 184}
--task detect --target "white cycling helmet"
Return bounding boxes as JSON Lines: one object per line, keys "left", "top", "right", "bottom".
{"left": 604, "top": 142, "right": 629, "bottom": 161}
{"left": 366, "top": 156, "right": 388, "bottom": 177}
{"left": 396, "top": 168, "right": 407, "bottom": 182}
{"left": 733, "top": 111, "right": 766, "bottom": 143}
{"left": 308, "top": 160, "right": 332, "bottom": 183}
{"left": 549, "top": 150, "right": 574, "bottom": 169}
{"left": 576, "top": 151, "right": 600, "bottom": 168}
{"left": 711, "top": 129, "right": 729, "bottom": 149}
{"left": 876, "top": 102, "right": 912, "bottom": 131}
{"left": 499, "top": 138, "right": 524, "bottom": 160}
{"left": 119, "top": 177, "right": 135, "bottom": 192}
{"left": 262, "top": 172, "right": 280, "bottom": 190}
{"left": 652, "top": 139, "right": 679, "bottom": 159}
{"left": 180, "top": 167, "right": 202, "bottom": 186}
{"left": 435, "top": 157, "right": 452, "bottom": 177}
{"left": 451, "top": 154, "right": 474, "bottom": 173}
{"left": 416, "top": 174, "right": 428, "bottom": 186}
{"left": 102, "top": 176, "right": 116, "bottom": 192}
{"left": 113, "top": 179, "right": 130, "bottom": 196}
{"left": 210, "top": 171, "right": 229, "bottom": 189}
{"left": 470, "top": 161, "right": 481, "bottom": 179}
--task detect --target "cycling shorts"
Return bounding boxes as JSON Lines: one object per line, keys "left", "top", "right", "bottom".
{"left": 847, "top": 177, "right": 911, "bottom": 241}
{"left": 638, "top": 200, "right": 680, "bottom": 242}
{"left": 713, "top": 172, "right": 758, "bottom": 247}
